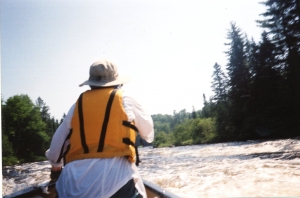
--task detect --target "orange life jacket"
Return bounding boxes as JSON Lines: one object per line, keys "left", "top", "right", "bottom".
{"left": 62, "top": 87, "right": 140, "bottom": 165}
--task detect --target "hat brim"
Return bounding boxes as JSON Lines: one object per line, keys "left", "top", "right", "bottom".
{"left": 79, "top": 75, "right": 130, "bottom": 87}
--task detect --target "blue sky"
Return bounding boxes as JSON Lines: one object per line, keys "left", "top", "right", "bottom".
{"left": 1, "top": 0, "right": 266, "bottom": 119}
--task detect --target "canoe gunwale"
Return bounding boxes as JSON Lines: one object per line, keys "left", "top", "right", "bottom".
{"left": 3, "top": 180, "right": 180, "bottom": 198}
{"left": 143, "top": 179, "right": 180, "bottom": 198}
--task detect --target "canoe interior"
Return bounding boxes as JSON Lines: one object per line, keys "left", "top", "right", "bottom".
{"left": 4, "top": 180, "right": 180, "bottom": 198}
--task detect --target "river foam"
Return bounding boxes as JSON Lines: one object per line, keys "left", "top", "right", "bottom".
{"left": 2, "top": 138, "right": 300, "bottom": 197}
{"left": 138, "top": 138, "right": 300, "bottom": 197}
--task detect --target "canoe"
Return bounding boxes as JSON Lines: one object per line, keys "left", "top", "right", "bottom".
{"left": 3, "top": 179, "right": 180, "bottom": 198}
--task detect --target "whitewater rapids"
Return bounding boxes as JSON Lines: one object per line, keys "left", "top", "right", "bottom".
{"left": 2, "top": 138, "right": 300, "bottom": 197}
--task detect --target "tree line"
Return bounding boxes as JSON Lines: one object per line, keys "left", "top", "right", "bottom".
{"left": 151, "top": 109, "right": 217, "bottom": 148}
{"left": 212, "top": 0, "right": 300, "bottom": 141}
{"left": 2, "top": 95, "right": 64, "bottom": 166}
{"left": 152, "top": 0, "right": 300, "bottom": 147}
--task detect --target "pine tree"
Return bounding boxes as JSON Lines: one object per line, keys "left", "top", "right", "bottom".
{"left": 257, "top": 0, "right": 300, "bottom": 136}
{"left": 225, "top": 22, "right": 250, "bottom": 98}
{"left": 249, "top": 32, "right": 284, "bottom": 136}
{"left": 192, "top": 106, "right": 197, "bottom": 119}
{"left": 224, "top": 22, "right": 252, "bottom": 139}
{"left": 35, "top": 97, "right": 50, "bottom": 122}
{"left": 211, "top": 62, "right": 230, "bottom": 140}
{"left": 211, "top": 63, "right": 227, "bottom": 101}
{"left": 35, "top": 97, "right": 59, "bottom": 138}
{"left": 60, "top": 113, "right": 66, "bottom": 124}
{"left": 257, "top": 0, "right": 300, "bottom": 64}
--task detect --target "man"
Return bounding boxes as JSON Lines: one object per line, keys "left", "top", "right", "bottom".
{"left": 46, "top": 60, "right": 154, "bottom": 198}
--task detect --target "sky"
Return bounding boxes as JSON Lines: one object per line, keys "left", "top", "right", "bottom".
{"left": 1, "top": 0, "right": 266, "bottom": 119}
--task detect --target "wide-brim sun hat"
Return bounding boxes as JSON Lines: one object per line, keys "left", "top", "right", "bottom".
{"left": 79, "top": 60, "right": 130, "bottom": 87}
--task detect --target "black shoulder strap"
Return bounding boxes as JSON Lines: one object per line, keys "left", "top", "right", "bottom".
{"left": 97, "top": 89, "right": 118, "bottom": 152}
{"left": 78, "top": 93, "right": 89, "bottom": 153}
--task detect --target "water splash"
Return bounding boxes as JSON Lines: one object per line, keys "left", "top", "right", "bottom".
{"left": 2, "top": 138, "right": 300, "bottom": 197}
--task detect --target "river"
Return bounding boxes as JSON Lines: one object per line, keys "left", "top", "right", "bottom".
{"left": 2, "top": 138, "right": 300, "bottom": 197}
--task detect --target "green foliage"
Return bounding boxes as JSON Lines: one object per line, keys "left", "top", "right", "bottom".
{"left": 153, "top": 121, "right": 171, "bottom": 134}
{"left": 153, "top": 131, "right": 169, "bottom": 148}
{"left": 2, "top": 134, "right": 19, "bottom": 166}
{"left": 173, "top": 123, "right": 192, "bottom": 146}
{"left": 2, "top": 95, "right": 61, "bottom": 165}
{"left": 152, "top": 111, "right": 218, "bottom": 148}
{"left": 201, "top": 94, "right": 216, "bottom": 118}
{"left": 2, "top": 95, "right": 49, "bottom": 162}
{"left": 152, "top": 111, "right": 218, "bottom": 147}
{"left": 2, "top": 156, "right": 19, "bottom": 166}
{"left": 173, "top": 118, "right": 217, "bottom": 146}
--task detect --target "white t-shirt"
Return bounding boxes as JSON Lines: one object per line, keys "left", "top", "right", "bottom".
{"left": 45, "top": 90, "right": 154, "bottom": 198}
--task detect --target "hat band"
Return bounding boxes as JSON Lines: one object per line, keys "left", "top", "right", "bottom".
{"left": 89, "top": 75, "right": 118, "bottom": 82}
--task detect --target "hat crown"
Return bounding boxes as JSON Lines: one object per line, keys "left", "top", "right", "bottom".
{"left": 89, "top": 60, "right": 118, "bottom": 82}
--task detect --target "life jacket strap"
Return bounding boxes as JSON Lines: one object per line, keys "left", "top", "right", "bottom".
{"left": 122, "top": 138, "right": 141, "bottom": 166}
{"left": 78, "top": 93, "right": 89, "bottom": 153}
{"left": 97, "top": 89, "right": 118, "bottom": 152}
{"left": 122, "top": 120, "right": 139, "bottom": 132}
{"left": 57, "top": 129, "right": 73, "bottom": 165}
